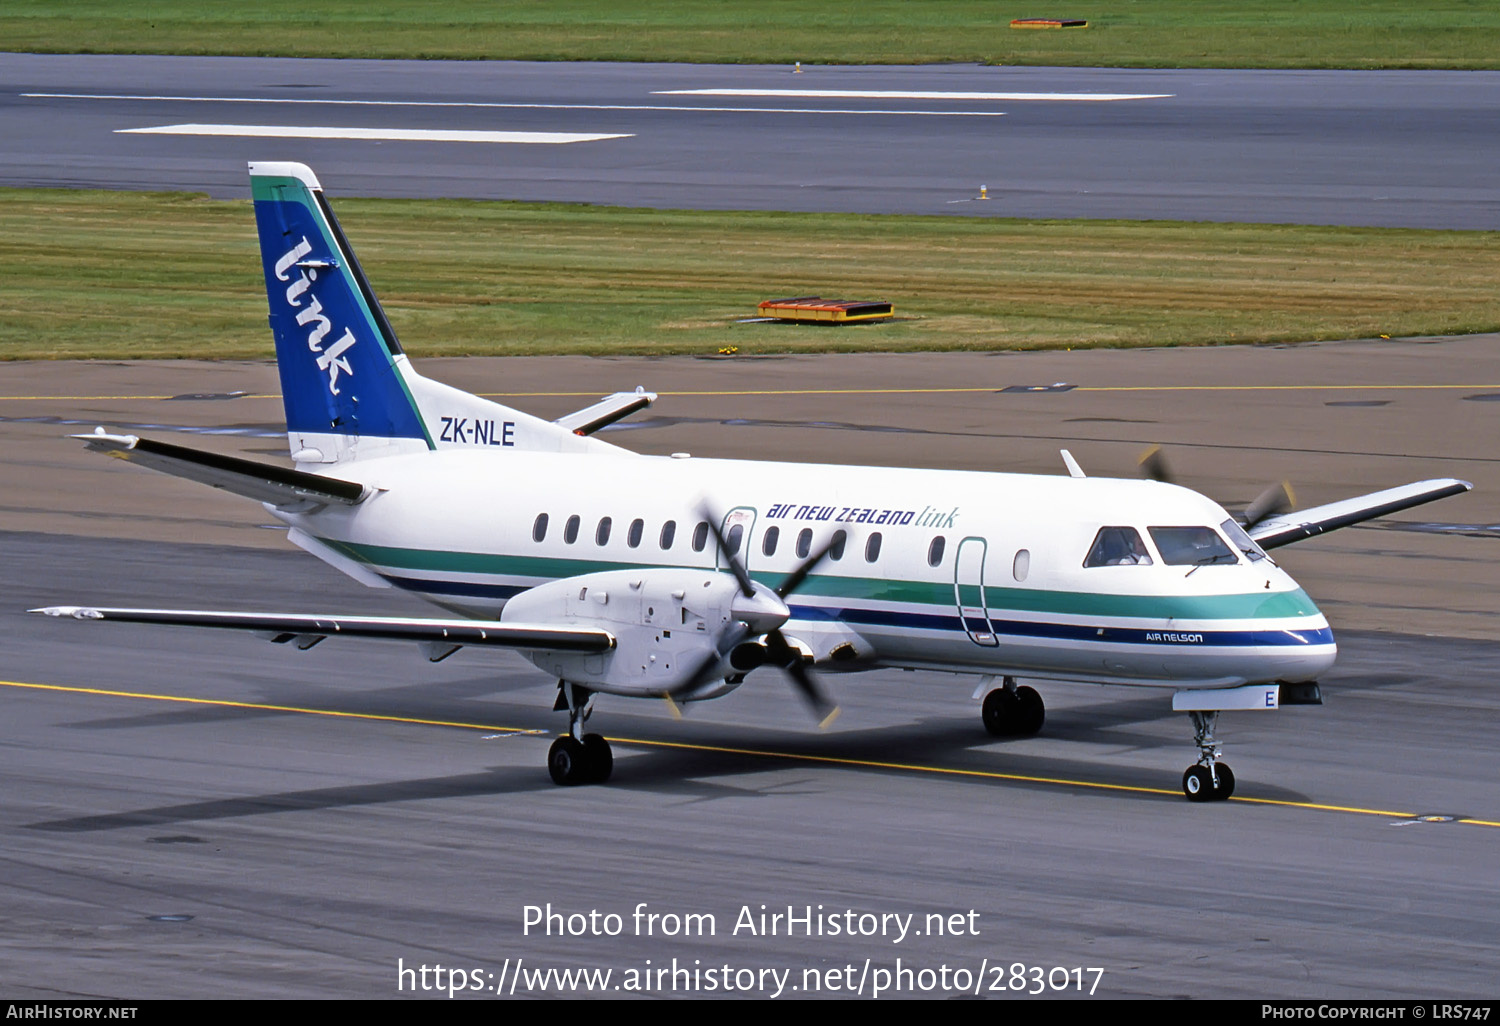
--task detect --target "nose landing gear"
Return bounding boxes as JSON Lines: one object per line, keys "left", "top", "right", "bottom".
{"left": 1183, "top": 710, "right": 1233, "bottom": 802}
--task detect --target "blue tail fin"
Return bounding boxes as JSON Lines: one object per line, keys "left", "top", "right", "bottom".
{"left": 251, "top": 161, "right": 431, "bottom": 460}
{"left": 251, "top": 161, "right": 627, "bottom": 463}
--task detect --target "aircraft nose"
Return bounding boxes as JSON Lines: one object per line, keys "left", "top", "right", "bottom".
{"left": 1270, "top": 625, "right": 1337, "bottom": 683}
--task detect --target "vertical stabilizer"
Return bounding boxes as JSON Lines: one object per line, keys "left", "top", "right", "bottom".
{"left": 251, "top": 161, "right": 430, "bottom": 462}
{"left": 250, "top": 162, "right": 624, "bottom": 463}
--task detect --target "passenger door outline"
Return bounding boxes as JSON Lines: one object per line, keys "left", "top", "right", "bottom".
{"left": 954, "top": 536, "right": 998, "bottom": 647}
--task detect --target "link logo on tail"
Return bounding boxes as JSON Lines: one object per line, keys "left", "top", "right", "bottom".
{"left": 272, "top": 235, "right": 356, "bottom": 397}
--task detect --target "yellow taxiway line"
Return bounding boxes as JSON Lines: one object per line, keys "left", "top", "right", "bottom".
{"left": 6, "top": 677, "right": 1495, "bottom": 827}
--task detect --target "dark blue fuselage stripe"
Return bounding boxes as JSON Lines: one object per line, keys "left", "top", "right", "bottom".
{"left": 379, "top": 573, "right": 1333, "bottom": 649}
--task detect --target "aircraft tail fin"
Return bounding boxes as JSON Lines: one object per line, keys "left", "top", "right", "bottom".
{"left": 250, "top": 162, "right": 620, "bottom": 464}
{"left": 251, "top": 162, "right": 432, "bottom": 462}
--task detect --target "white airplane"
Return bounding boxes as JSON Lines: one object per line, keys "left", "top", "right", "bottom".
{"left": 36, "top": 162, "right": 1472, "bottom": 801}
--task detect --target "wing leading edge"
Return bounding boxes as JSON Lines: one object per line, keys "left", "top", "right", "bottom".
{"left": 32, "top": 606, "right": 615, "bottom": 659}
{"left": 1248, "top": 478, "right": 1473, "bottom": 550}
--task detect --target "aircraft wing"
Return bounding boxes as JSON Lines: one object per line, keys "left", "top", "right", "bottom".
{"left": 1248, "top": 478, "right": 1473, "bottom": 550}
{"left": 73, "top": 430, "right": 369, "bottom": 511}
{"left": 31, "top": 606, "right": 615, "bottom": 659}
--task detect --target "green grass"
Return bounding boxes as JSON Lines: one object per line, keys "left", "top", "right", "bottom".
{"left": 4, "top": 1, "right": 1500, "bottom": 69}
{"left": 2, "top": 189, "right": 1498, "bottom": 361}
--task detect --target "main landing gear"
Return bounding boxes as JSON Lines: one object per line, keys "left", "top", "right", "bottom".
{"left": 981, "top": 677, "right": 1045, "bottom": 737}
{"left": 548, "top": 681, "right": 613, "bottom": 785}
{"left": 1182, "top": 710, "right": 1234, "bottom": 802}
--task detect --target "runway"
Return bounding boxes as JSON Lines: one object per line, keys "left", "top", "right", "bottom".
{"left": 4, "top": 53, "right": 1500, "bottom": 227}
{"left": 3, "top": 341, "right": 1498, "bottom": 999}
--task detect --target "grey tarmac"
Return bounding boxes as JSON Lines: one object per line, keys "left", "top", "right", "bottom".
{"left": 2, "top": 339, "right": 1498, "bottom": 998}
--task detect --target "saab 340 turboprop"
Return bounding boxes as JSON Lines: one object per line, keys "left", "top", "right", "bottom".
{"left": 36, "top": 162, "right": 1472, "bottom": 801}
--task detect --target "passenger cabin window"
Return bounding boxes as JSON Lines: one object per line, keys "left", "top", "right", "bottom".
{"left": 927, "top": 535, "right": 945, "bottom": 567}
{"left": 692, "top": 522, "right": 709, "bottom": 552}
{"left": 828, "top": 529, "right": 847, "bottom": 561}
{"left": 627, "top": 518, "right": 644, "bottom": 548}
{"left": 796, "top": 528, "right": 812, "bottom": 559}
{"left": 533, "top": 513, "right": 549, "bottom": 543}
{"left": 1220, "top": 518, "right": 1267, "bottom": 563}
{"left": 762, "top": 526, "right": 779, "bottom": 557}
{"left": 1013, "top": 548, "right": 1030, "bottom": 582}
{"left": 725, "top": 524, "right": 744, "bottom": 556}
{"left": 660, "top": 520, "right": 677, "bottom": 550}
{"left": 596, "top": 517, "right": 612, "bottom": 546}
{"left": 1148, "top": 526, "right": 1236, "bottom": 567}
{"left": 564, "top": 515, "right": 581, "bottom": 545}
{"left": 865, "top": 532, "right": 882, "bottom": 563}
{"left": 1083, "top": 526, "right": 1152, "bottom": 567}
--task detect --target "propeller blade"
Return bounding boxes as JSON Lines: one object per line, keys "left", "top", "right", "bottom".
{"left": 1138, "top": 446, "right": 1295, "bottom": 532}
{"left": 776, "top": 538, "right": 835, "bottom": 600}
{"left": 1243, "top": 481, "right": 1296, "bottom": 529}
{"left": 785, "top": 658, "right": 840, "bottom": 728}
{"left": 1138, "top": 444, "right": 1174, "bottom": 485}
{"left": 666, "top": 621, "right": 752, "bottom": 704}
{"left": 697, "top": 505, "right": 756, "bottom": 598}
{"left": 763, "top": 628, "right": 839, "bottom": 726}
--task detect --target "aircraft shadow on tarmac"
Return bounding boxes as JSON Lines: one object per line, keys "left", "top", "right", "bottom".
{"left": 27, "top": 677, "right": 1326, "bottom": 836}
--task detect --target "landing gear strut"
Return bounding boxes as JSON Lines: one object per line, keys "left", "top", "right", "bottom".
{"left": 548, "top": 681, "right": 613, "bottom": 785}
{"left": 1182, "top": 710, "right": 1233, "bottom": 802}
{"left": 981, "top": 677, "right": 1045, "bottom": 737}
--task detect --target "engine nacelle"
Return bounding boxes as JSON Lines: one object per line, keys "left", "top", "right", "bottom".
{"left": 502, "top": 568, "right": 787, "bottom": 697}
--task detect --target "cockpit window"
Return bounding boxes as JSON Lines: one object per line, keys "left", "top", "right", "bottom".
{"left": 1148, "top": 526, "right": 1237, "bottom": 566}
{"left": 1083, "top": 526, "right": 1153, "bottom": 567}
{"left": 1220, "top": 518, "right": 1268, "bottom": 563}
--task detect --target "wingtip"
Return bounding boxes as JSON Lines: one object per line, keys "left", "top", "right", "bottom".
{"left": 30, "top": 605, "right": 102, "bottom": 619}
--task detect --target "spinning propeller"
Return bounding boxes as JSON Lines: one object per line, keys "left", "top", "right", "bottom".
{"left": 669, "top": 507, "right": 840, "bottom": 726}
{"left": 1137, "top": 444, "right": 1295, "bottom": 530}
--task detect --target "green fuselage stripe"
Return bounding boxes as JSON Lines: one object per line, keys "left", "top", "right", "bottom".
{"left": 329, "top": 539, "right": 1319, "bottom": 622}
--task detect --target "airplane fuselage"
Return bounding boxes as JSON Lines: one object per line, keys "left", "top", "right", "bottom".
{"left": 277, "top": 447, "right": 1337, "bottom": 693}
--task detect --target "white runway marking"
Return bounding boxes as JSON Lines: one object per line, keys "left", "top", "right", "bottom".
{"left": 656, "top": 88, "right": 1173, "bottom": 102}
{"left": 28, "top": 92, "right": 1007, "bottom": 117}
{"left": 115, "top": 124, "right": 631, "bottom": 144}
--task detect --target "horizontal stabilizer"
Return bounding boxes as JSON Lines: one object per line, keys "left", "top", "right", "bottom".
{"left": 554, "top": 388, "right": 657, "bottom": 436}
{"left": 74, "top": 430, "right": 368, "bottom": 511}
{"left": 1249, "top": 478, "right": 1473, "bottom": 550}
{"left": 33, "top": 606, "right": 616, "bottom": 653}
